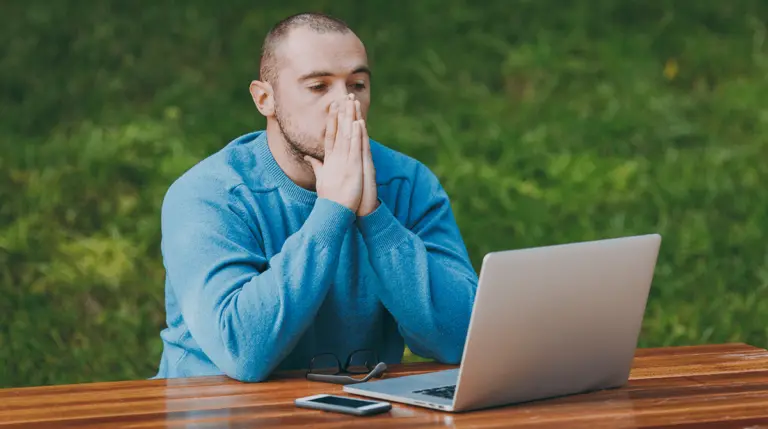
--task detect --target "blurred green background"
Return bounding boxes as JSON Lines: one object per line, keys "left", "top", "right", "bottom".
{"left": 2, "top": 0, "right": 768, "bottom": 388}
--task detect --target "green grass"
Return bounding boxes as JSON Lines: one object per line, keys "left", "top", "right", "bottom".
{"left": 2, "top": 0, "right": 768, "bottom": 388}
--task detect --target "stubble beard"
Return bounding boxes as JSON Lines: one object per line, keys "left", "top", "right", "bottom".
{"left": 274, "top": 101, "right": 324, "bottom": 165}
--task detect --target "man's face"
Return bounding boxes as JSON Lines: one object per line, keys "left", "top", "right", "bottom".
{"left": 272, "top": 27, "right": 371, "bottom": 161}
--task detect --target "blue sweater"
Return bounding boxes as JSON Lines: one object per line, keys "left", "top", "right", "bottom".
{"left": 153, "top": 130, "right": 478, "bottom": 382}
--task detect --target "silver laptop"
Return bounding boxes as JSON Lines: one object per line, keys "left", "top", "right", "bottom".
{"left": 344, "top": 234, "right": 662, "bottom": 412}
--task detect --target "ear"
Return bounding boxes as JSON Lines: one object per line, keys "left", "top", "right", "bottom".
{"left": 249, "top": 80, "right": 275, "bottom": 117}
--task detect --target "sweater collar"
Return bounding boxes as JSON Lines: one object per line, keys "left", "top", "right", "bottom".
{"left": 253, "top": 131, "right": 318, "bottom": 205}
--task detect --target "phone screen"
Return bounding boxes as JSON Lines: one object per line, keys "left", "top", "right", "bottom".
{"left": 309, "top": 395, "right": 378, "bottom": 408}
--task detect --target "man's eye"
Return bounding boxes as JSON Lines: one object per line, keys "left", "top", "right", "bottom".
{"left": 309, "top": 84, "right": 327, "bottom": 92}
{"left": 352, "top": 82, "right": 367, "bottom": 90}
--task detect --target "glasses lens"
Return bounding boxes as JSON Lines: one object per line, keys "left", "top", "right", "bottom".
{"left": 309, "top": 354, "right": 340, "bottom": 375}
{"left": 347, "top": 350, "right": 377, "bottom": 374}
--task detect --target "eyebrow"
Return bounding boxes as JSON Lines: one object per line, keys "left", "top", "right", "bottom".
{"left": 298, "top": 66, "right": 372, "bottom": 81}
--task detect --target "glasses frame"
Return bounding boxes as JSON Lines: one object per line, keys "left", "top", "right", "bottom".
{"left": 306, "top": 349, "right": 388, "bottom": 385}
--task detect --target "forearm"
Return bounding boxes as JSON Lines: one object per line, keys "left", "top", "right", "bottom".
{"left": 358, "top": 203, "right": 478, "bottom": 364}
{"left": 165, "top": 197, "right": 355, "bottom": 382}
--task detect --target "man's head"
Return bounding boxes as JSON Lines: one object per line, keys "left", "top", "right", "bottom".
{"left": 250, "top": 13, "right": 371, "bottom": 162}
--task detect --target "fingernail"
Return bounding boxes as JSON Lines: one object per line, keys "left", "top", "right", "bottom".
{"left": 330, "top": 102, "right": 337, "bottom": 110}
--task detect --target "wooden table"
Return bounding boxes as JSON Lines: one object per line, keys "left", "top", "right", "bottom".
{"left": 1, "top": 343, "right": 767, "bottom": 428}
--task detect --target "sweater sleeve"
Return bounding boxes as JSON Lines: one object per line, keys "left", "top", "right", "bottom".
{"left": 356, "top": 165, "right": 478, "bottom": 364}
{"left": 161, "top": 182, "right": 354, "bottom": 382}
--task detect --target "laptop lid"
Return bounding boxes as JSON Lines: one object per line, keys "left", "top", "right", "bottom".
{"left": 451, "top": 234, "right": 661, "bottom": 412}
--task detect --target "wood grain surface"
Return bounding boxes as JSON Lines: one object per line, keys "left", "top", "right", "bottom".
{"left": 1, "top": 343, "right": 767, "bottom": 428}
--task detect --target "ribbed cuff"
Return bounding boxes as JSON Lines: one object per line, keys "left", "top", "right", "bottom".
{"left": 357, "top": 200, "right": 409, "bottom": 251}
{"left": 305, "top": 198, "right": 356, "bottom": 248}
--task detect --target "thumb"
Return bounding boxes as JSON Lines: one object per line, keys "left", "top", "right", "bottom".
{"left": 304, "top": 156, "right": 323, "bottom": 175}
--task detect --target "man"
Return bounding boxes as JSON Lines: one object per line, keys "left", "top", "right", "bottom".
{"left": 153, "top": 12, "right": 478, "bottom": 382}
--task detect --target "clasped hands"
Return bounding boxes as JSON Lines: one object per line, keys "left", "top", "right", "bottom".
{"left": 305, "top": 93, "right": 379, "bottom": 217}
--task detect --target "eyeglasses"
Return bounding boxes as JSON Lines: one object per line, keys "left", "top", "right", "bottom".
{"left": 306, "top": 349, "right": 387, "bottom": 385}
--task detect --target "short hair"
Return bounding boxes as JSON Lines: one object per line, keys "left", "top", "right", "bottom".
{"left": 259, "top": 12, "right": 352, "bottom": 85}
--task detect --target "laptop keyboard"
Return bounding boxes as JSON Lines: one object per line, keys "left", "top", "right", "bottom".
{"left": 413, "top": 385, "right": 456, "bottom": 400}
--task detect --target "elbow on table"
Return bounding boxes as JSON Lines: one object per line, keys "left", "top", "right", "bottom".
{"left": 431, "top": 319, "right": 472, "bottom": 365}
{"left": 213, "top": 326, "right": 276, "bottom": 383}
{"left": 212, "top": 300, "right": 278, "bottom": 383}
{"left": 217, "top": 354, "right": 273, "bottom": 383}
{"left": 414, "top": 338, "right": 465, "bottom": 366}
{"left": 434, "top": 344, "right": 465, "bottom": 365}
{"left": 233, "top": 365, "right": 272, "bottom": 383}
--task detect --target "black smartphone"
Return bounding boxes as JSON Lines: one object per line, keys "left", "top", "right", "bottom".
{"left": 295, "top": 394, "right": 392, "bottom": 416}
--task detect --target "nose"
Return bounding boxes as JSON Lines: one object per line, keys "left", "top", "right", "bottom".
{"left": 328, "top": 91, "right": 356, "bottom": 112}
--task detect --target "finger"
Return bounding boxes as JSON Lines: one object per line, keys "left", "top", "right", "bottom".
{"left": 335, "top": 102, "right": 349, "bottom": 154}
{"left": 304, "top": 156, "right": 323, "bottom": 176}
{"left": 345, "top": 97, "right": 355, "bottom": 149}
{"left": 351, "top": 120, "right": 363, "bottom": 165}
{"left": 362, "top": 121, "right": 375, "bottom": 177}
{"left": 361, "top": 120, "right": 372, "bottom": 165}
{"left": 355, "top": 100, "right": 362, "bottom": 121}
{"left": 345, "top": 96, "right": 355, "bottom": 138}
{"left": 338, "top": 96, "right": 355, "bottom": 154}
{"left": 324, "top": 102, "right": 338, "bottom": 154}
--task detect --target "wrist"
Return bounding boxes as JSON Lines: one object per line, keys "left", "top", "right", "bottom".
{"left": 310, "top": 198, "right": 357, "bottom": 247}
{"left": 357, "top": 199, "right": 381, "bottom": 218}
{"left": 357, "top": 200, "right": 408, "bottom": 251}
